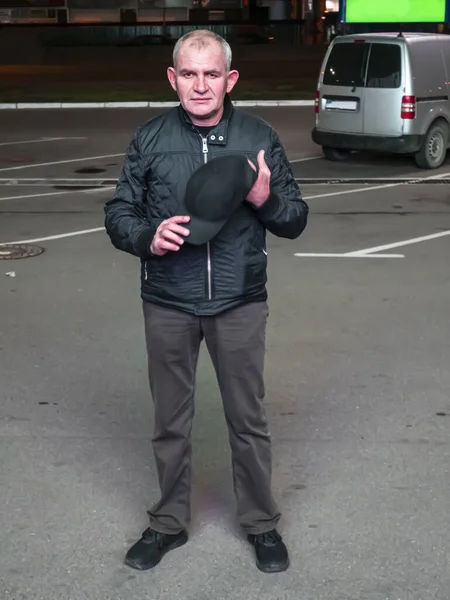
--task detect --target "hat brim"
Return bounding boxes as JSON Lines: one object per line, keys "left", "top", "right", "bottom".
{"left": 184, "top": 213, "right": 228, "bottom": 246}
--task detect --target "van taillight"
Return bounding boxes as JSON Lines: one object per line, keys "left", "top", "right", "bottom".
{"left": 401, "top": 95, "right": 416, "bottom": 119}
{"left": 315, "top": 90, "right": 320, "bottom": 113}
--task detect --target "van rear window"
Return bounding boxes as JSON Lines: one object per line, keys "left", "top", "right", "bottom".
{"left": 323, "top": 43, "right": 369, "bottom": 87}
{"left": 366, "top": 44, "right": 401, "bottom": 88}
{"left": 323, "top": 42, "right": 401, "bottom": 89}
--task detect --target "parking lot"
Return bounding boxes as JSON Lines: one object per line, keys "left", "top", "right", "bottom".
{"left": 1, "top": 106, "right": 450, "bottom": 600}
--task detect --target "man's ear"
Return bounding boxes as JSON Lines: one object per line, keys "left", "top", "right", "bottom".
{"left": 226, "top": 69, "right": 239, "bottom": 94}
{"left": 167, "top": 67, "right": 177, "bottom": 92}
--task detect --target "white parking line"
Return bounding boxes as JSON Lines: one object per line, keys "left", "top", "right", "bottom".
{"left": 0, "top": 178, "right": 114, "bottom": 189}
{"left": 346, "top": 230, "right": 450, "bottom": 256}
{"left": 294, "top": 252, "right": 405, "bottom": 258}
{"left": 0, "top": 178, "right": 107, "bottom": 182}
{"left": 0, "top": 183, "right": 104, "bottom": 187}
{"left": 0, "top": 153, "right": 124, "bottom": 172}
{"left": 300, "top": 167, "right": 450, "bottom": 200}
{"left": 289, "top": 156, "right": 322, "bottom": 163}
{"left": 0, "top": 137, "right": 87, "bottom": 147}
{"left": 0, "top": 186, "right": 114, "bottom": 203}
{"left": 293, "top": 253, "right": 405, "bottom": 258}
{"left": 302, "top": 182, "right": 402, "bottom": 200}
{"left": 0, "top": 191, "right": 75, "bottom": 202}
{"left": 4, "top": 227, "right": 106, "bottom": 246}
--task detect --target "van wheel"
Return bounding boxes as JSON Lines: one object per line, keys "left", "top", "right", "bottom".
{"left": 414, "top": 121, "right": 449, "bottom": 169}
{"left": 322, "top": 147, "right": 351, "bottom": 161}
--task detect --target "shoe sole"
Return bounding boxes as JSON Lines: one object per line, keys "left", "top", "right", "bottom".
{"left": 256, "top": 557, "right": 290, "bottom": 573}
{"left": 124, "top": 534, "right": 188, "bottom": 571}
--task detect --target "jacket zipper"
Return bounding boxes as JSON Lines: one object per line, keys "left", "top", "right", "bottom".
{"left": 200, "top": 135, "right": 212, "bottom": 300}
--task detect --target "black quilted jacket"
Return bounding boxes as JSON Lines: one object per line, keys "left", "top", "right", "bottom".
{"left": 104, "top": 95, "right": 309, "bottom": 316}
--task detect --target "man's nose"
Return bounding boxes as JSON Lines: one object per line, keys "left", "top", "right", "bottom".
{"left": 194, "top": 76, "right": 208, "bottom": 93}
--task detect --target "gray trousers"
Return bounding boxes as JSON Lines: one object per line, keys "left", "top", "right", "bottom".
{"left": 142, "top": 300, "right": 281, "bottom": 536}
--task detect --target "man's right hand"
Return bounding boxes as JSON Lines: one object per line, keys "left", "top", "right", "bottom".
{"left": 150, "top": 216, "right": 191, "bottom": 256}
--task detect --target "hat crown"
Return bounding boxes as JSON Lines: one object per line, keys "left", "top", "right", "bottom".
{"left": 182, "top": 153, "right": 258, "bottom": 246}
{"left": 185, "top": 155, "right": 254, "bottom": 221}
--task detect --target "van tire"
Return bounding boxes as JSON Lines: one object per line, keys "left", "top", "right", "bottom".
{"left": 414, "top": 121, "right": 449, "bottom": 169}
{"left": 322, "top": 147, "right": 351, "bottom": 161}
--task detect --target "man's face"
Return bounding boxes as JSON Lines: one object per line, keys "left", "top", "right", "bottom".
{"left": 167, "top": 40, "right": 239, "bottom": 126}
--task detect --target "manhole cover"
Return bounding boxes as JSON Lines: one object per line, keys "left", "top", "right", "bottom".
{"left": 0, "top": 244, "right": 45, "bottom": 260}
{"left": 75, "top": 167, "right": 105, "bottom": 174}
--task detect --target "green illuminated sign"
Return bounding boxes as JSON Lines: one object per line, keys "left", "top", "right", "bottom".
{"left": 345, "top": 0, "right": 445, "bottom": 23}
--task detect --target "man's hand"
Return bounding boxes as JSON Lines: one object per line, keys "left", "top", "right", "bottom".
{"left": 150, "top": 216, "right": 191, "bottom": 256}
{"left": 246, "top": 149, "right": 271, "bottom": 209}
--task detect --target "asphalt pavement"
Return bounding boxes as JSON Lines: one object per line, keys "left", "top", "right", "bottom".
{"left": 1, "top": 107, "right": 450, "bottom": 600}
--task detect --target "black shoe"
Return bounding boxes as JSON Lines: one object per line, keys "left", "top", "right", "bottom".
{"left": 248, "top": 529, "right": 290, "bottom": 573}
{"left": 124, "top": 527, "right": 188, "bottom": 571}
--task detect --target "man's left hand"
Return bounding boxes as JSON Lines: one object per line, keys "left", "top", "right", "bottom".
{"left": 246, "top": 149, "right": 271, "bottom": 209}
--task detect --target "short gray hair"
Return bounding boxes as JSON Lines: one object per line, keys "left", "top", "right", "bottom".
{"left": 173, "top": 30, "right": 232, "bottom": 72}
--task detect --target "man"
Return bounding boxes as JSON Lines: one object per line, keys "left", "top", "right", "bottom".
{"left": 104, "top": 29, "right": 309, "bottom": 574}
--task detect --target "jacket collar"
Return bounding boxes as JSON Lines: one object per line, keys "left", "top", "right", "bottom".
{"left": 178, "top": 94, "right": 234, "bottom": 146}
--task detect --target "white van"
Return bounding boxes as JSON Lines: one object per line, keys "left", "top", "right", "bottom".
{"left": 311, "top": 32, "right": 450, "bottom": 169}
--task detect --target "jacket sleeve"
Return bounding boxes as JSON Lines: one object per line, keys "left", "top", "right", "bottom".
{"left": 104, "top": 127, "right": 158, "bottom": 258}
{"left": 252, "top": 128, "right": 309, "bottom": 239}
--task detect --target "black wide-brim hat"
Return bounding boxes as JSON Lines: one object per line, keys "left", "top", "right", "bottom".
{"left": 182, "top": 154, "right": 258, "bottom": 246}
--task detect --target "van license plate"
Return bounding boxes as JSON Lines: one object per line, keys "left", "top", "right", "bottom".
{"left": 325, "top": 99, "right": 357, "bottom": 111}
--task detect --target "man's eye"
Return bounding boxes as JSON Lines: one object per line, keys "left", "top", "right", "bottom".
{"left": 184, "top": 73, "right": 193, "bottom": 78}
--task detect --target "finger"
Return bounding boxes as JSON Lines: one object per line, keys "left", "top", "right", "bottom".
{"left": 247, "top": 159, "right": 257, "bottom": 172}
{"left": 160, "top": 229, "right": 186, "bottom": 246}
{"left": 164, "top": 223, "right": 191, "bottom": 237}
{"left": 167, "top": 215, "right": 191, "bottom": 224}
{"left": 159, "top": 239, "right": 181, "bottom": 252}
{"left": 258, "top": 155, "right": 271, "bottom": 181}
{"left": 257, "top": 149, "right": 266, "bottom": 168}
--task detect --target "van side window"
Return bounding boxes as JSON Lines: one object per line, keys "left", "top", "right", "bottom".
{"left": 322, "top": 43, "right": 369, "bottom": 87}
{"left": 366, "top": 44, "right": 401, "bottom": 89}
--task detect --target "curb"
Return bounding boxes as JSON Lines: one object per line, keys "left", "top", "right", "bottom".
{"left": 0, "top": 100, "right": 315, "bottom": 110}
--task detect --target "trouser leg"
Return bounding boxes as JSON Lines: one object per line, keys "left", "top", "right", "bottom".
{"left": 202, "top": 301, "right": 281, "bottom": 535}
{"left": 143, "top": 302, "right": 202, "bottom": 534}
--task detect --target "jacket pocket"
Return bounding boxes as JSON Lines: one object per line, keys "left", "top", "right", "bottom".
{"left": 244, "top": 248, "right": 267, "bottom": 289}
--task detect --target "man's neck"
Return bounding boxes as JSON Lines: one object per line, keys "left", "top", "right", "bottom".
{"left": 190, "top": 106, "right": 224, "bottom": 128}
